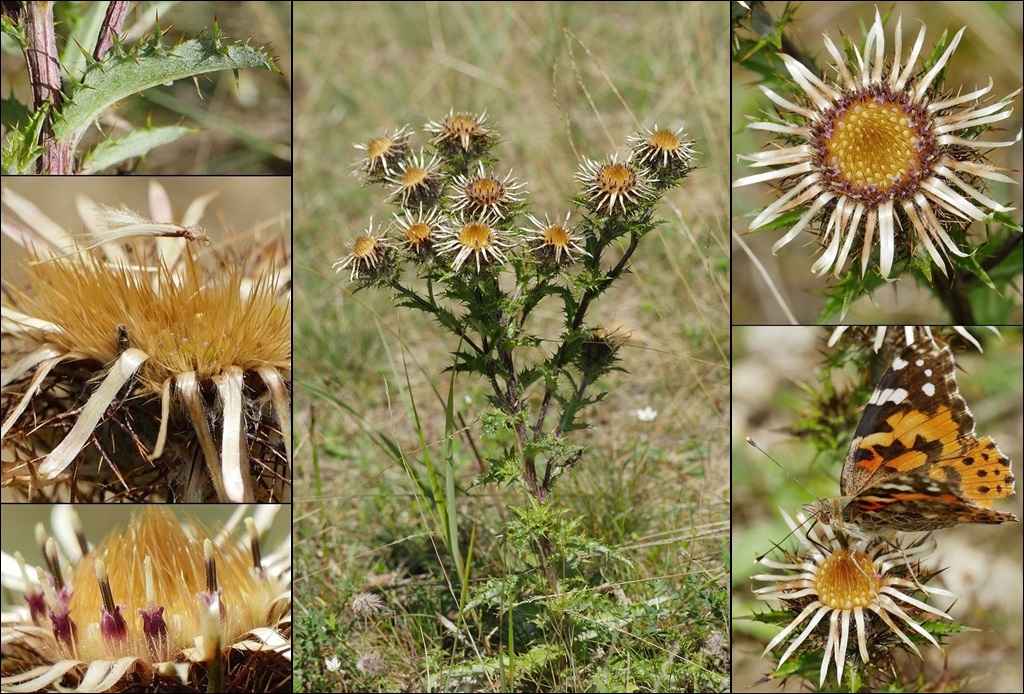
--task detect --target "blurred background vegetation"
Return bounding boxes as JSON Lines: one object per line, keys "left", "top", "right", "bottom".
{"left": 1, "top": 176, "right": 291, "bottom": 282}
{"left": 292, "top": 1, "right": 730, "bottom": 691}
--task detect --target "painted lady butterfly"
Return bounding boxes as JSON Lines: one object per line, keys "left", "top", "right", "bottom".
{"left": 808, "top": 340, "right": 1018, "bottom": 538}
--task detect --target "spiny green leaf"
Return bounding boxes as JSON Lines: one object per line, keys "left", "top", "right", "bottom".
{"left": 58, "top": 0, "right": 109, "bottom": 81}
{"left": 818, "top": 268, "right": 887, "bottom": 323}
{"left": 0, "top": 97, "right": 32, "bottom": 132}
{"left": 747, "top": 206, "right": 807, "bottom": 234}
{"left": 991, "top": 210, "right": 1023, "bottom": 234}
{"left": 1, "top": 14, "right": 26, "bottom": 48}
{"left": 960, "top": 252, "right": 997, "bottom": 292}
{"left": 1, "top": 102, "right": 48, "bottom": 174}
{"left": 53, "top": 37, "right": 278, "bottom": 158}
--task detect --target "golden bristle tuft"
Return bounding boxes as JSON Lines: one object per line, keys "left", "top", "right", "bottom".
{"left": 16, "top": 250, "right": 290, "bottom": 394}
{"left": 70, "top": 507, "right": 282, "bottom": 662}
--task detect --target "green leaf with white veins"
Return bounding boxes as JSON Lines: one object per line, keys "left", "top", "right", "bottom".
{"left": 53, "top": 37, "right": 278, "bottom": 159}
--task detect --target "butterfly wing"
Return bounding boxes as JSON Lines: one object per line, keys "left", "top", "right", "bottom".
{"left": 840, "top": 342, "right": 974, "bottom": 497}
{"left": 844, "top": 466, "right": 1017, "bottom": 532}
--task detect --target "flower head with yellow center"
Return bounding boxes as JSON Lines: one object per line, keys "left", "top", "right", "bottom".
{"left": 385, "top": 149, "right": 444, "bottom": 209}
{"left": 1, "top": 506, "right": 291, "bottom": 692}
{"left": 523, "top": 212, "right": 590, "bottom": 266}
{"left": 627, "top": 125, "right": 696, "bottom": 184}
{"left": 353, "top": 125, "right": 411, "bottom": 179}
{"left": 753, "top": 510, "right": 954, "bottom": 688}
{"left": 333, "top": 219, "right": 397, "bottom": 282}
{"left": 734, "top": 9, "right": 1022, "bottom": 279}
{"left": 435, "top": 214, "right": 514, "bottom": 273}
{"left": 575, "top": 154, "right": 655, "bottom": 215}
{"left": 449, "top": 162, "right": 526, "bottom": 219}
{"left": 1, "top": 183, "right": 291, "bottom": 503}
{"left": 424, "top": 109, "right": 494, "bottom": 158}
{"left": 392, "top": 206, "right": 444, "bottom": 260}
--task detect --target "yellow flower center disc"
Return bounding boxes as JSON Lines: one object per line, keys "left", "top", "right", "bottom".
{"left": 824, "top": 95, "right": 925, "bottom": 193}
{"left": 459, "top": 222, "right": 492, "bottom": 250}
{"left": 598, "top": 164, "right": 637, "bottom": 194}
{"left": 815, "top": 548, "right": 881, "bottom": 610}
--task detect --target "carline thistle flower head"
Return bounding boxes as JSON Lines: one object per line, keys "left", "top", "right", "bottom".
{"left": 333, "top": 218, "right": 397, "bottom": 283}
{"left": 353, "top": 125, "right": 412, "bottom": 179}
{"left": 627, "top": 125, "right": 697, "bottom": 184}
{"left": 435, "top": 213, "right": 514, "bottom": 273}
{"left": 753, "top": 510, "right": 955, "bottom": 688}
{"left": 1, "top": 184, "right": 291, "bottom": 503}
{"left": 575, "top": 154, "right": 655, "bottom": 215}
{"left": 392, "top": 205, "right": 444, "bottom": 260}
{"left": 523, "top": 212, "right": 589, "bottom": 266}
{"left": 0, "top": 506, "right": 291, "bottom": 693}
{"left": 424, "top": 109, "right": 494, "bottom": 157}
{"left": 734, "top": 8, "right": 1022, "bottom": 280}
{"left": 450, "top": 162, "right": 526, "bottom": 219}
{"left": 385, "top": 148, "right": 444, "bottom": 209}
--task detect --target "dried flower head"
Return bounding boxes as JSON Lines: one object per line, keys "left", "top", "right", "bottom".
{"left": 734, "top": 9, "right": 1023, "bottom": 279}
{"left": 628, "top": 125, "right": 696, "bottom": 182}
{"left": 333, "top": 219, "right": 397, "bottom": 283}
{"left": 392, "top": 206, "right": 444, "bottom": 260}
{"left": 574, "top": 325, "right": 628, "bottom": 378}
{"left": 385, "top": 149, "right": 444, "bottom": 209}
{"left": 353, "top": 125, "right": 412, "bottom": 179}
{"left": 523, "top": 212, "right": 589, "bottom": 266}
{"left": 350, "top": 592, "right": 386, "bottom": 618}
{"left": 575, "top": 155, "right": 655, "bottom": 215}
{"left": 356, "top": 650, "right": 384, "bottom": 678}
{"left": 0, "top": 506, "right": 291, "bottom": 693}
{"left": 424, "top": 109, "right": 494, "bottom": 157}
{"left": 450, "top": 162, "right": 526, "bottom": 218}
{"left": 1, "top": 184, "right": 291, "bottom": 503}
{"left": 435, "top": 214, "right": 514, "bottom": 273}
{"left": 754, "top": 511, "right": 954, "bottom": 688}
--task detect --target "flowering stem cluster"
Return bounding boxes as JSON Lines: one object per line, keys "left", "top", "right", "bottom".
{"left": 339, "top": 113, "right": 695, "bottom": 510}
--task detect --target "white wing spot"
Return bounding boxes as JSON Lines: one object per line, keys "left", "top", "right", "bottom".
{"left": 915, "top": 359, "right": 925, "bottom": 367}
{"left": 870, "top": 387, "right": 909, "bottom": 405}
{"left": 924, "top": 369, "right": 932, "bottom": 377}
{"left": 922, "top": 382, "right": 936, "bottom": 397}
{"left": 892, "top": 357, "right": 909, "bottom": 370}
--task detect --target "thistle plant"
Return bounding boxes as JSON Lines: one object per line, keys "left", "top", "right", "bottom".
{"left": 337, "top": 112, "right": 696, "bottom": 586}
{"left": 1, "top": 2, "right": 282, "bottom": 174}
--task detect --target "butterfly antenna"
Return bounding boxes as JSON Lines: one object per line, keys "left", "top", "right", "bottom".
{"left": 753, "top": 512, "right": 820, "bottom": 562}
{"left": 746, "top": 437, "right": 830, "bottom": 560}
{"left": 746, "top": 437, "right": 825, "bottom": 505}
